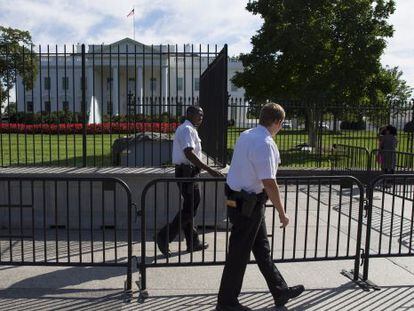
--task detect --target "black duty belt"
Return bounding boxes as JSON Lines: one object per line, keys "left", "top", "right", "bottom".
{"left": 175, "top": 163, "right": 201, "bottom": 176}
{"left": 175, "top": 163, "right": 197, "bottom": 169}
{"left": 225, "top": 184, "right": 267, "bottom": 208}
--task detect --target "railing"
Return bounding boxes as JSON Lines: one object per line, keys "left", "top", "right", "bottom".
{"left": 227, "top": 99, "right": 414, "bottom": 168}
{"left": 138, "top": 176, "right": 366, "bottom": 300}
{"left": 369, "top": 149, "right": 414, "bottom": 173}
{"left": 363, "top": 174, "right": 414, "bottom": 281}
{"left": 0, "top": 43, "right": 226, "bottom": 167}
{"left": 331, "top": 144, "right": 370, "bottom": 173}
{"left": 0, "top": 176, "right": 134, "bottom": 291}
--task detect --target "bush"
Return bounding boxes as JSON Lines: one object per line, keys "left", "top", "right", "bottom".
{"left": 340, "top": 120, "right": 366, "bottom": 130}
{"left": 1, "top": 110, "right": 183, "bottom": 125}
{"left": 0, "top": 122, "right": 179, "bottom": 134}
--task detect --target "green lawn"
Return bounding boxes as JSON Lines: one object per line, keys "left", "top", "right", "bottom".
{"left": 0, "top": 134, "right": 119, "bottom": 167}
{"left": 228, "top": 128, "right": 414, "bottom": 152}
{"left": 1, "top": 129, "right": 413, "bottom": 167}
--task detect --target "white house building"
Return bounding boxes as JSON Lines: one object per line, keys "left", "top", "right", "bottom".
{"left": 15, "top": 38, "right": 247, "bottom": 122}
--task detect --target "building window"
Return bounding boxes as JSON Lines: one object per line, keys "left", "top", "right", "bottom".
{"left": 27, "top": 101, "right": 33, "bottom": 112}
{"left": 150, "top": 78, "right": 157, "bottom": 92}
{"left": 106, "top": 77, "right": 113, "bottom": 91}
{"left": 177, "top": 77, "right": 183, "bottom": 91}
{"left": 80, "top": 76, "right": 87, "bottom": 90}
{"left": 44, "top": 77, "right": 51, "bottom": 90}
{"left": 128, "top": 78, "right": 136, "bottom": 94}
{"left": 107, "top": 101, "right": 113, "bottom": 115}
{"left": 231, "top": 82, "right": 238, "bottom": 92}
{"left": 44, "top": 101, "right": 51, "bottom": 113}
{"left": 62, "top": 77, "right": 69, "bottom": 90}
{"left": 194, "top": 78, "right": 200, "bottom": 91}
{"left": 62, "top": 101, "right": 69, "bottom": 111}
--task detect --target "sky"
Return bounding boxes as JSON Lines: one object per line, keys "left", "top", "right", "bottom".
{"left": 0, "top": 0, "right": 413, "bottom": 90}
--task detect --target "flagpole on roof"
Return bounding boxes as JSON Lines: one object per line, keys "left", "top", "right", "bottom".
{"left": 133, "top": 5, "right": 135, "bottom": 40}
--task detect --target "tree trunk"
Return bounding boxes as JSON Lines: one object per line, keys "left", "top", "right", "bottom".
{"left": 307, "top": 108, "right": 319, "bottom": 148}
{"left": 333, "top": 115, "right": 338, "bottom": 132}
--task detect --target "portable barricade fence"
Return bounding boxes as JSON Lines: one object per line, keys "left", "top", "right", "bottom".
{"left": 137, "top": 176, "right": 366, "bottom": 301}
{"left": 369, "top": 150, "right": 414, "bottom": 201}
{"left": 363, "top": 174, "right": 414, "bottom": 283}
{"left": 331, "top": 144, "right": 370, "bottom": 173}
{"left": 0, "top": 176, "right": 134, "bottom": 291}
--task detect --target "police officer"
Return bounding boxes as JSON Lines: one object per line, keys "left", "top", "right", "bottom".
{"left": 156, "top": 106, "right": 223, "bottom": 257}
{"left": 216, "top": 103, "right": 304, "bottom": 311}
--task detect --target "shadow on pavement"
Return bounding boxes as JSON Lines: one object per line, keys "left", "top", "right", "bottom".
{"left": 138, "top": 284, "right": 414, "bottom": 311}
{"left": 1, "top": 275, "right": 414, "bottom": 310}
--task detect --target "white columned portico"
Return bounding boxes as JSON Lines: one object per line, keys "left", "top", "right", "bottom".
{"left": 162, "top": 66, "right": 169, "bottom": 112}
{"left": 137, "top": 66, "right": 143, "bottom": 114}
{"left": 112, "top": 66, "right": 119, "bottom": 115}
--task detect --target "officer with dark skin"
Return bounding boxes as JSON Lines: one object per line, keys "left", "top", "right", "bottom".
{"left": 156, "top": 106, "right": 223, "bottom": 257}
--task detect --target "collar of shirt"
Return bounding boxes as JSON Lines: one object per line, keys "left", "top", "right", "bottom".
{"left": 257, "top": 124, "right": 272, "bottom": 138}
{"left": 183, "top": 119, "right": 195, "bottom": 129}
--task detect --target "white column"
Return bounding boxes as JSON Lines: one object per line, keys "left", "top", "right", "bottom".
{"left": 112, "top": 66, "right": 119, "bottom": 116}
{"left": 162, "top": 66, "right": 169, "bottom": 112}
{"left": 137, "top": 66, "right": 143, "bottom": 114}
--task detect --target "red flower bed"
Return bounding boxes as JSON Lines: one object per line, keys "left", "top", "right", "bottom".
{"left": 0, "top": 122, "right": 179, "bottom": 134}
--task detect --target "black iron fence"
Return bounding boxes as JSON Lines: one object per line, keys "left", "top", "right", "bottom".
{"left": 228, "top": 99, "right": 414, "bottom": 168}
{"left": 2, "top": 41, "right": 414, "bottom": 169}
{"left": 0, "top": 43, "right": 228, "bottom": 167}
{"left": 138, "top": 176, "right": 366, "bottom": 300}
{"left": 0, "top": 176, "right": 134, "bottom": 291}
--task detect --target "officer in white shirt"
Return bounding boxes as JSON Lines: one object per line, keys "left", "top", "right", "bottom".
{"left": 216, "top": 103, "right": 304, "bottom": 311}
{"left": 156, "top": 106, "right": 223, "bottom": 257}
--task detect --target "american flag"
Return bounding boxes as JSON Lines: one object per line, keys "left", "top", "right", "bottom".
{"left": 127, "top": 8, "right": 134, "bottom": 17}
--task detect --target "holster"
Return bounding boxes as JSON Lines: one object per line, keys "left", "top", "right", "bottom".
{"left": 240, "top": 189, "right": 257, "bottom": 218}
{"left": 225, "top": 184, "right": 267, "bottom": 218}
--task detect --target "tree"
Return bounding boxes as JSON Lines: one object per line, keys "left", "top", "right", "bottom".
{"left": 0, "top": 26, "right": 37, "bottom": 110}
{"left": 233, "top": 0, "right": 411, "bottom": 147}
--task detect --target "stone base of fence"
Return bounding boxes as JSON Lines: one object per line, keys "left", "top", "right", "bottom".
{"left": 0, "top": 166, "right": 227, "bottom": 230}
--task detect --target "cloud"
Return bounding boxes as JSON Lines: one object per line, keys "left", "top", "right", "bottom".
{"left": 0, "top": 0, "right": 412, "bottom": 89}
{"left": 382, "top": 0, "right": 414, "bottom": 90}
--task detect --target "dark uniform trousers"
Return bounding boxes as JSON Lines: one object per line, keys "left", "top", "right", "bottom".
{"left": 218, "top": 192, "right": 288, "bottom": 305}
{"left": 158, "top": 164, "right": 201, "bottom": 247}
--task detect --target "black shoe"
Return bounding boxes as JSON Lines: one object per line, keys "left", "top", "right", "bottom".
{"left": 186, "top": 242, "right": 209, "bottom": 252}
{"left": 155, "top": 233, "right": 171, "bottom": 257}
{"left": 216, "top": 303, "right": 252, "bottom": 311}
{"left": 274, "top": 285, "right": 305, "bottom": 307}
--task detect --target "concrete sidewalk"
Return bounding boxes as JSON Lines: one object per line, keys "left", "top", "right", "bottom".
{"left": 0, "top": 256, "right": 413, "bottom": 310}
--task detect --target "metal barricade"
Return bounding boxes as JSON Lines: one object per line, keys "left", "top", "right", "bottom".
{"left": 138, "top": 175, "right": 366, "bottom": 301}
{"left": 363, "top": 174, "right": 414, "bottom": 282}
{"left": 0, "top": 176, "right": 134, "bottom": 291}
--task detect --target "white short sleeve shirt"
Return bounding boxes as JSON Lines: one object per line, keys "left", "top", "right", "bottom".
{"left": 227, "top": 125, "right": 281, "bottom": 194}
{"left": 172, "top": 120, "right": 202, "bottom": 165}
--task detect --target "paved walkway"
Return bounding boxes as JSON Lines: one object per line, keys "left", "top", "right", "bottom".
{"left": 0, "top": 256, "right": 413, "bottom": 310}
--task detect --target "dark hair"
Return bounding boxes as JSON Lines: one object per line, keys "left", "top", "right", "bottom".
{"left": 186, "top": 106, "right": 203, "bottom": 116}
{"left": 386, "top": 124, "right": 397, "bottom": 136}
{"left": 259, "top": 102, "right": 286, "bottom": 127}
